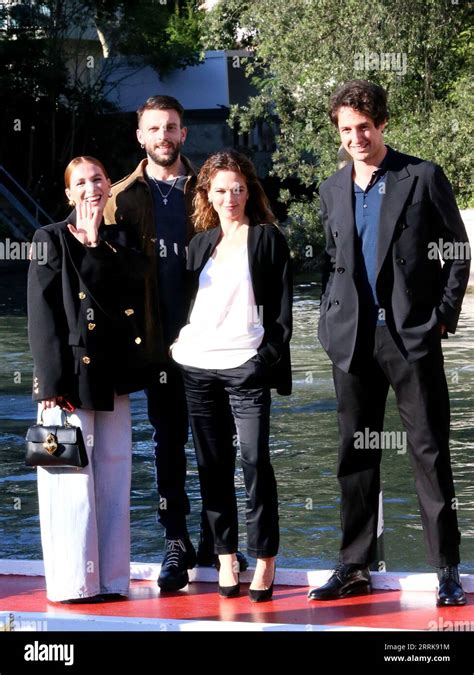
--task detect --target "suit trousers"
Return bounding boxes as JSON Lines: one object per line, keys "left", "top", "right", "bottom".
{"left": 37, "top": 395, "right": 132, "bottom": 601}
{"left": 333, "top": 325, "right": 460, "bottom": 568}
{"left": 180, "top": 355, "right": 279, "bottom": 558}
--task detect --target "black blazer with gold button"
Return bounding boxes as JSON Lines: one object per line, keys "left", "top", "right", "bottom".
{"left": 185, "top": 223, "right": 293, "bottom": 395}
{"left": 318, "top": 147, "right": 470, "bottom": 372}
{"left": 27, "top": 215, "right": 164, "bottom": 411}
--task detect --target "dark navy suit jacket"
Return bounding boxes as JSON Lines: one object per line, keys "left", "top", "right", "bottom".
{"left": 318, "top": 147, "right": 470, "bottom": 372}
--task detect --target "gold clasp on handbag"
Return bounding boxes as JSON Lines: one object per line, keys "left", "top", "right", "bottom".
{"left": 43, "top": 433, "right": 58, "bottom": 454}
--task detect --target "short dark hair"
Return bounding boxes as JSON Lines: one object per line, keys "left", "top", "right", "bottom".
{"left": 329, "top": 80, "right": 389, "bottom": 128}
{"left": 137, "top": 95, "right": 184, "bottom": 126}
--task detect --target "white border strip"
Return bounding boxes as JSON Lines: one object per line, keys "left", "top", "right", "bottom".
{"left": 0, "top": 611, "right": 406, "bottom": 633}
{"left": 1, "top": 559, "right": 473, "bottom": 593}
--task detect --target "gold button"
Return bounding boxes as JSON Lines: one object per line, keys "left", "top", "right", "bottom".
{"left": 135, "top": 337, "right": 142, "bottom": 344}
{"left": 82, "top": 356, "right": 91, "bottom": 365}
{"left": 88, "top": 323, "right": 96, "bottom": 331}
{"left": 78, "top": 292, "right": 86, "bottom": 300}
{"left": 125, "top": 309, "right": 134, "bottom": 316}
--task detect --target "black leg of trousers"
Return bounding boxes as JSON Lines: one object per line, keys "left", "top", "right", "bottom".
{"left": 332, "top": 359, "right": 390, "bottom": 565}
{"left": 226, "top": 383, "right": 278, "bottom": 558}
{"left": 374, "top": 327, "right": 460, "bottom": 566}
{"left": 181, "top": 367, "right": 239, "bottom": 554}
{"left": 197, "top": 391, "right": 237, "bottom": 554}
{"left": 145, "top": 364, "right": 190, "bottom": 539}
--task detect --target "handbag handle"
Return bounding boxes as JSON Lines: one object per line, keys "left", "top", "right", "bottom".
{"left": 39, "top": 407, "right": 72, "bottom": 427}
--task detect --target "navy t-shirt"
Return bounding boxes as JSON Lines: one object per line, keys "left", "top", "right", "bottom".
{"left": 147, "top": 175, "right": 188, "bottom": 347}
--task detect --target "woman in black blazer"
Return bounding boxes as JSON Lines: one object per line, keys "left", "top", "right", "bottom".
{"left": 171, "top": 150, "right": 292, "bottom": 601}
{"left": 28, "top": 156, "right": 161, "bottom": 603}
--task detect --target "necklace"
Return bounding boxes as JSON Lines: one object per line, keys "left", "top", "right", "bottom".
{"left": 148, "top": 174, "right": 179, "bottom": 206}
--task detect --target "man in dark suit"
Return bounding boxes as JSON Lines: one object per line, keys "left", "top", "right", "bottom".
{"left": 309, "top": 80, "right": 470, "bottom": 606}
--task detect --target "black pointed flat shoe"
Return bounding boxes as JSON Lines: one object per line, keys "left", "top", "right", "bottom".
{"left": 100, "top": 593, "right": 128, "bottom": 601}
{"left": 58, "top": 595, "right": 105, "bottom": 604}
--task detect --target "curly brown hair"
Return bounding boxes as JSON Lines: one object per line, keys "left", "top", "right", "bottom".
{"left": 329, "top": 80, "right": 389, "bottom": 128}
{"left": 193, "top": 150, "right": 276, "bottom": 231}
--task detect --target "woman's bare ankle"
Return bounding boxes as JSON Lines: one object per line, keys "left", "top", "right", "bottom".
{"left": 250, "top": 556, "right": 276, "bottom": 590}
{"left": 218, "top": 553, "right": 239, "bottom": 586}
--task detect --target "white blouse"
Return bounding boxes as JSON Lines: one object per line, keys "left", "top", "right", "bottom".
{"left": 171, "top": 244, "right": 264, "bottom": 369}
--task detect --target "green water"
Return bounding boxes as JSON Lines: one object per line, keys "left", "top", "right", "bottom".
{"left": 1, "top": 280, "right": 473, "bottom": 572}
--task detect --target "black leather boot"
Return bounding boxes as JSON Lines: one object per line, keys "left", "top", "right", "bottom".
{"left": 157, "top": 537, "right": 197, "bottom": 591}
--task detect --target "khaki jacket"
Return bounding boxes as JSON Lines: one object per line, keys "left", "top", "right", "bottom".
{"left": 103, "top": 157, "right": 197, "bottom": 356}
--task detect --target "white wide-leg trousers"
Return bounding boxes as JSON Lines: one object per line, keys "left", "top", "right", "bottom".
{"left": 37, "top": 395, "right": 132, "bottom": 602}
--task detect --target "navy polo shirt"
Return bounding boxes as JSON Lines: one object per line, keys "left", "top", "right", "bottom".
{"left": 353, "top": 153, "right": 388, "bottom": 326}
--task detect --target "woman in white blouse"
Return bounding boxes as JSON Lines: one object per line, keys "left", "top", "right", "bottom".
{"left": 171, "top": 150, "right": 292, "bottom": 601}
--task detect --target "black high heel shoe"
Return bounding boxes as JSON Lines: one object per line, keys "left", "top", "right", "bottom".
{"left": 218, "top": 557, "right": 240, "bottom": 598}
{"left": 249, "top": 565, "right": 276, "bottom": 603}
{"left": 218, "top": 577, "right": 240, "bottom": 598}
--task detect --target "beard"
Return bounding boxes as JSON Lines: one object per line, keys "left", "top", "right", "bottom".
{"left": 147, "top": 141, "right": 182, "bottom": 167}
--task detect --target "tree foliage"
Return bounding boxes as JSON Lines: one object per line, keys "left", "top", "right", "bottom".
{"left": 202, "top": 0, "right": 473, "bottom": 267}
{"left": 99, "top": 0, "right": 204, "bottom": 75}
{"left": 0, "top": 0, "right": 203, "bottom": 219}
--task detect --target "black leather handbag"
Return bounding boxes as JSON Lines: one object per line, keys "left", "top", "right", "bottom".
{"left": 25, "top": 411, "right": 88, "bottom": 468}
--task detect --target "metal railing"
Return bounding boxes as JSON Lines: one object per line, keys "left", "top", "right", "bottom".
{"left": 0, "top": 165, "right": 53, "bottom": 234}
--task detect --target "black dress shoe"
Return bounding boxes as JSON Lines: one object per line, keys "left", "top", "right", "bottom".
{"left": 158, "top": 537, "right": 197, "bottom": 591}
{"left": 195, "top": 545, "right": 215, "bottom": 567}
{"left": 307, "top": 563, "right": 372, "bottom": 601}
{"left": 436, "top": 566, "right": 466, "bottom": 606}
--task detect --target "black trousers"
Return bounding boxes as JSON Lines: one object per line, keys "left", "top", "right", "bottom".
{"left": 146, "top": 363, "right": 190, "bottom": 539}
{"left": 146, "top": 362, "right": 230, "bottom": 545}
{"left": 180, "top": 355, "right": 279, "bottom": 558}
{"left": 333, "top": 325, "right": 460, "bottom": 568}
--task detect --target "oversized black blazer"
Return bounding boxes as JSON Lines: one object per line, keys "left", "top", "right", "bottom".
{"left": 27, "top": 216, "right": 163, "bottom": 411}
{"left": 318, "top": 147, "right": 471, "bottom": 372}
{"left": 185, "top": 223, "right": 293, "bottom": 395}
